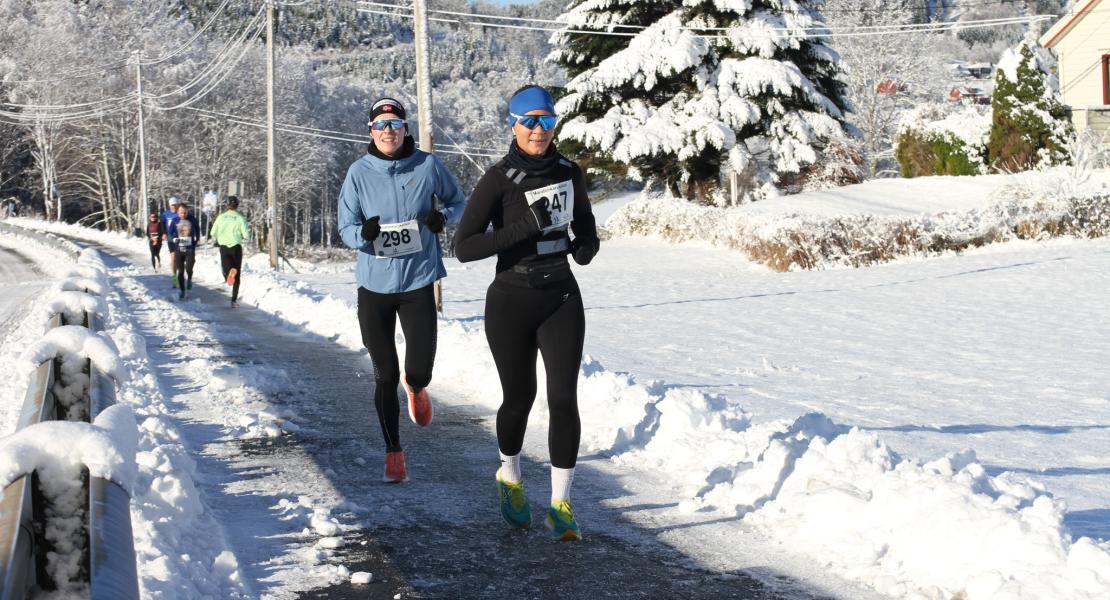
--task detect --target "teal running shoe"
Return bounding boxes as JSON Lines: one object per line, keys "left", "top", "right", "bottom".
{"left": 545, "top": 500, "right": 582, "bottom": 541}
{"left": 496, "top": 470, "right": 531, "bottom": 529}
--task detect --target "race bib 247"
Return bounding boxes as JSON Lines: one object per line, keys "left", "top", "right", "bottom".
{"left": 525, "top": 180, "right": 574, "bottom": 233}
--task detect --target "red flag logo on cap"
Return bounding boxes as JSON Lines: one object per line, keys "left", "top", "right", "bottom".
{"left": 382, "top": 105, "right": 393, "bottom": 112}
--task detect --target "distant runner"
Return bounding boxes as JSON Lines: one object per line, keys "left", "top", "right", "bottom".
{"left": 210, "top": 195, "right": 250, "bottom": 308}
{"left": 163, "top": 198, "right": 181, "bottom": 286}
{"left": 338, "top": 97, "right": 466, "bottom": 483}
{"left": 146, "top": 212, "right": 166, "bottom": 271}
{"left": 455, "top": 85, "right": 600, "bottom": 541}
{"left": 169, "top": 203, "right": 200, "bottom": 299}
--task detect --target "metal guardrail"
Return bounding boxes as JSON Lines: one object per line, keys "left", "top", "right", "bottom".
{"left": 0, "top": 230, "right": 139, "bottom": 600}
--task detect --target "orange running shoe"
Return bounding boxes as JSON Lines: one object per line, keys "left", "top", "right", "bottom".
{"left": 383, "top": 450, "right": 408, "bottom": 483}
{"left": 226, "top": 267, "right": 238, "bottom": 286}
{"left": 401, "top": 374, "right": 433, "bottom": 427}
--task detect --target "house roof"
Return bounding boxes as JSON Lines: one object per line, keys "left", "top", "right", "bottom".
{"left": 1040, "top": 0, "right": 1103, "bottom": 49}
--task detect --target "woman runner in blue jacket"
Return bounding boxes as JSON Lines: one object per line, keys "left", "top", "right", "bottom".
{"left": 338, "top": 97, "right": 466, "bottom": 483}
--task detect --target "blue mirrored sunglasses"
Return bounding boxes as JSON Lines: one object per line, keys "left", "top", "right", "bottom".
{"left": 510, "top": 113, "right": 558, "bottom": 131}
{"left": 370, "top": 119, "right": 406, "bottom": 131}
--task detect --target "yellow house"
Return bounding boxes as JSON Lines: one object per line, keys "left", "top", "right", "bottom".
{"left": 1039, "top": 0, "right": 1110, "bottom": 137}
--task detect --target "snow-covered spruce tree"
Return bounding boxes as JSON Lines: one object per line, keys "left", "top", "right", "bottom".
{"left": 548, "top": 0, "right": 679, "bottom": 182}
{"left": 551, "top": 0, "right": 854, "bottom": 203}
{"left": 987, "top": 35, "right": 1073, "bottom": 171}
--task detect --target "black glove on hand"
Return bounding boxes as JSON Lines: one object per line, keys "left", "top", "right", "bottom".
{"left": 425, "top": 210, "right": 446, "bottom": 234}
{"left": 527, "top": 199, "right": 553, "bottom": 232}
{"left": 361, "top": 216, "right": 381, "bottom": 242}
{"left": 571, "top": 237, "right": 600, "bottom": 266}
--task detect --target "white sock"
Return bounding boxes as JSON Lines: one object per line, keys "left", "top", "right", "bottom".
{"left": 551, "top": 466, "right": 574, "bottom": 503}
{"left": 498, "top": 452, "right": 521, "bottom": 483}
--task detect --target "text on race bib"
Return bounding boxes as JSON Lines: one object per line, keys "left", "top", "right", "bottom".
{"left": 373, "top": 219, "right": 423, "bottom": 258}
{"left": 525, "top": 180, "right": 574, "bottom": 232}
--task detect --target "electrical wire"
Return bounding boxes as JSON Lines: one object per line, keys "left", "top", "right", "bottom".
{"left": 144, "top": 6, "right": 266, "bottom": 101}
{"left": 357, "top": 4, "right": 1053, "bottom": 40}
{"left": 139, "top": 0, "right": 239, "bottom": 65}
{"left": 183, "top": 106, "right": 502, "bottom": 158}
{"left": 360, "top": 0, "right": 1060, "bottom": 34}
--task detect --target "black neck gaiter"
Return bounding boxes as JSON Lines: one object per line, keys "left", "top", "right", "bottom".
{"left": 505, "top": 140, "right": 559, "bottom": 175}
{"left": 368, "top": 135, "right": 416, "bottom": 161}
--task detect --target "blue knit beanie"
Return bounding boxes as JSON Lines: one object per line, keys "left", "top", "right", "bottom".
{"left": 507, "top": 85, "right": 556, "bottom": 127}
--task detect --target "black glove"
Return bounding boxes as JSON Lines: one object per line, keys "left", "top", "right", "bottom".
{"left": 571, "top": 237, "right": 599, "bottom": 266}
{"left": 361, "top": 216, "right": 381, "bottom": 242}
{"left": 527, "top": 199, "right": 553, "bottom": 232}
{"left": 425, "top": 210, "right": 446, "bottom": 234}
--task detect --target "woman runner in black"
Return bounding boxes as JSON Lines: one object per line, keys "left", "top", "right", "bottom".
{"left": 146, "top": 212, "right": 165, "bottom": 271}
{"left": 454, "top": 85, "right": 600, "bottom": 541}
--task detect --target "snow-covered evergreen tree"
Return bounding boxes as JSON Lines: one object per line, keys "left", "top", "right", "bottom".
{"left": 552, "top": 0, "right": 854, "bottom": 202}
{"left": 987, "top": 35, "right": 1072, "bottom": 171}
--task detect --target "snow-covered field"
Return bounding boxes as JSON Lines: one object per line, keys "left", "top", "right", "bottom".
{"left": 3, "top": 174, "right": 1110, "bottom": 600}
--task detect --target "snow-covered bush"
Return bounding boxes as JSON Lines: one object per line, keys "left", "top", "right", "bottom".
{"left": 607, "top": 188, "right": 1110, "bottom": 271}
{"left": 896, "top": 103, "right": 990, "bottom": 177}
{"left": 987, "top": 35, "right": 1073, "bottom": 171}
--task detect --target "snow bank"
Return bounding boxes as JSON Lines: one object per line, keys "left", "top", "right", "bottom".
{"left": 99, "top": 273, "right": 254, "bottom": 598}
{"left": 42, "top": 290, "right": 108, "bottom": 325}
{"left": 745, "top": 431, "right": 1110, "bottom": 599}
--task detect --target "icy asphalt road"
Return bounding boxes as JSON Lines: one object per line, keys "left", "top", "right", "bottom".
{"left": 85, "top": 241, "right": 843, "bottom": 600}
{"left": 0, "top": 243, "right": 49, "bottom": 339}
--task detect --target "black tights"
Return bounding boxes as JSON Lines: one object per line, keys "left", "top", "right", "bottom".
{"left": 219, "top": 244, "right": 243, "bottom": 302}
{"left": 357, "top": 284, "right": 438, "bottom": 452}
{"left": 485, "top": 273, "right": 584, "bottom": 469}
{"left": 149, "top": 243, "right": 162, "bottom": 269}
{"left": 174, "top": 249, "right": 195, "bottom": 286}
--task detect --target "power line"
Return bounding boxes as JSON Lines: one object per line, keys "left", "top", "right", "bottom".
{"left": 184, "top": 106, "right": 502, "bottom": 158}
{"left": 359, "top": 5, "right": 1053, "bottom": 40}
{"left": 361, "top": 0, "right": 1060, "bottom": 33}
{"left": 139, "top": 0, "right": 239, "bottom": 66}
{"left": 145, "top": 9, "right": 267, "bottom": 111}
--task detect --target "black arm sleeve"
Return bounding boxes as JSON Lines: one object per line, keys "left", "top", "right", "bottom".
{"left": 454, "top": 170, "right": 538, "bottom": 263}
{"left": 570, "top": 166, "right": 598, "bottom": 243}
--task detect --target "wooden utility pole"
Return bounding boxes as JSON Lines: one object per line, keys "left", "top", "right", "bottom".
{"left": 133, "top": 52, "right": 149, "bottom": 219}
{"left": 412, "top": 0, "right": 433, "bottom": 152}
{"left": 266, "top": 0, "right": 279, "bottom": 269}
{"left": 412, "top": 0, "right": 442, "bottom": 312}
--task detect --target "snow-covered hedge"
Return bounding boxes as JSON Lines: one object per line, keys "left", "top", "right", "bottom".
{"left": 896, "top": 103, "right": 991, "bottom": 177}
{"left": 607, "top": 186, "right": 1110, "bottom": 271}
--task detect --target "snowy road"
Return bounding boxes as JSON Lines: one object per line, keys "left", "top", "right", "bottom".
{"left": 0, "top": 244, "right": 48, "bottom": 336}
{"left": 16, "top": 217, "right": 1109, "bottom": 600}
{"left": 84, "top": 241, "right": 842, "bottom": 600}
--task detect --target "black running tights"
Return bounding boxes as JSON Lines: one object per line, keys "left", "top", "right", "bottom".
{"left": 149, "top": 242, "right": 162, "bottom": 269}
{"left": 219, "top": 244, "right": 243, "bottom": 302}
{"left": 485, "top": 276, "right": 584, "bottom": 469}
{"left": 357, "top": 284, "right": 438, "bottom": 452}
{"left": 174, "top": 249, "right": 195, "bottom": 286}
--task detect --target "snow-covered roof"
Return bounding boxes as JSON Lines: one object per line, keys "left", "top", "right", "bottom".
{"left": 1039, "top": 0, "right": 1103, "bottom": 48}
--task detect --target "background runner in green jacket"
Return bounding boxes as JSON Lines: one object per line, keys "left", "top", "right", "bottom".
{"left": 210, "top": 195, "right": 250, "bottom": 308}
